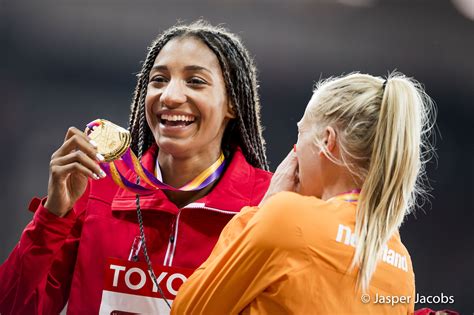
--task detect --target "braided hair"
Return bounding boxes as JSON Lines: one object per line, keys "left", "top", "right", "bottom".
{"left": 128, "top": 20, "right": 269, "bottom": 171}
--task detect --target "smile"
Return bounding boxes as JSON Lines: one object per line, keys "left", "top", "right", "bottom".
{"left": 159, "top": 113, "right": 196, "bottom": 127}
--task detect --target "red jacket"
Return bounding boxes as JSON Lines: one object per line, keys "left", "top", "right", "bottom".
{"left": 0, "top": 145, "right": 271, "bottom": 314}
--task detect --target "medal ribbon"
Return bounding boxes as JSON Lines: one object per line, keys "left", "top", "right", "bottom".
{"left": 101, "top": 147, "right": 225, "bottom": 194}
{"left": 327, "top": 189, "right": 361, "bottom": 203}
{"left": 86, "top": 120, "right": 226, "bottom": 194}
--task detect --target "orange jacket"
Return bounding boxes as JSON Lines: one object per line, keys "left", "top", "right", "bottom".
{"left": 172, "top": 191, "right": 415, "bottom": 314}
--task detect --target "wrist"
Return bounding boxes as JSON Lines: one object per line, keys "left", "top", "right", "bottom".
{"left": 44, "top": 198, "right": 70, "bottom": 218}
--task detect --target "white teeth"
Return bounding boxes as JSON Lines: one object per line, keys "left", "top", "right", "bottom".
{"left": 161, "top": 114, "right": 195, "bottom": 122}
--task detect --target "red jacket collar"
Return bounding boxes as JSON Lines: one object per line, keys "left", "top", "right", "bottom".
{"left": 110, "top": 144, "right": 269, "bottom": 214}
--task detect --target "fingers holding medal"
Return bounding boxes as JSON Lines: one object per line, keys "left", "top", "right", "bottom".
{"left": 53, "top": 126, "right": 106, "bottom": 179}
{"left": 45, "top": 126, "right": 107, "bottom": 217}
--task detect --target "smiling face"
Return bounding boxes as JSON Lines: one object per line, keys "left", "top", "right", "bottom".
{"left": 145, "top": 36, "right": 235, "bottom": 158}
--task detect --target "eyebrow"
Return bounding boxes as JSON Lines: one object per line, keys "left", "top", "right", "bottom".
{"left": 151, "top": 64, "right": 212, "bottom": 74}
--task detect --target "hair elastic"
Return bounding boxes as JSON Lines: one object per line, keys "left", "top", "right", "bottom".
{"left": 382, "top": 79, "right": 388, "bottom": 91}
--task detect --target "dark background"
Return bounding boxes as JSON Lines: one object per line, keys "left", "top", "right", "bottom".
{"left": 1, "top": 0, "right": 473, "bottom": 313}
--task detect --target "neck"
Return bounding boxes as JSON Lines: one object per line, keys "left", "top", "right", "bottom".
{"left": 157, "top": 147, "right": 222, "bottom": 208}
{"left": 320, "top": 168, "right": 361, "bottom": 201}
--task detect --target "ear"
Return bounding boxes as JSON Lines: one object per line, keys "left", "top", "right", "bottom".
{"left": 320, "top": 126, "right": 337, "bottom": 156}
{"left": 225, "top": 102, "right": 237, "bottom": 119}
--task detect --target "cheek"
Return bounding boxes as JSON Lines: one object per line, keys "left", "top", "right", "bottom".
{"left": 201, "top": 98, "right": 229, "bottom": 127}
{"left": 297, "top": 153, "right": 311, "bottom": 179}
{"left": 145, "top": 85, "right": 161, "bottom": 108}
{"left": 145, "top": 90, "right": 154, "bottom": 110}
{"left": 297, "top": 147, "right": 320, "bottom": 179}
{"left": 144, "top": 97, "right": 157, "bottom": 129}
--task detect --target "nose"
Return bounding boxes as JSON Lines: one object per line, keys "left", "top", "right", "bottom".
{"left": 160, "top": 79, "right": 186, "bottom": 107}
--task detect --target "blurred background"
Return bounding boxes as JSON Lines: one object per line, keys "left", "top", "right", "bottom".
{"left": 1, "top": 0, "right": 473, "bottom": 312}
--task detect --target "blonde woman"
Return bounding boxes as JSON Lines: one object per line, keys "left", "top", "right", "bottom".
{"left": 171, "top": 72, "right": 435, "bottom": 314}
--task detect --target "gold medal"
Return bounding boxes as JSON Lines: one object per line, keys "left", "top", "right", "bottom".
{"left": 85, "top": 119, "right": 131, "bottom": 162}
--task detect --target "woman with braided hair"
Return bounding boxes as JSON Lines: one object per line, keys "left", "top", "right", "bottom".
{"left": 0, "top": 21, "right": 271, "bottom": 314}
{"left": 173, "top": 72, "right": 435, "bottom": 314}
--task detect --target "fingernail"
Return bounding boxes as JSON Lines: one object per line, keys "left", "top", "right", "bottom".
{"left": 96, "top": 153, "right": 105, "bottom": 161}
{"left": 90, "top": 140, "right": 98, "bottom": 148}
{"left": 99, "top": 169, "right": 107, "bottom": 178}
{"left": 92, "top": 173, "right": 100, "bottom": 180}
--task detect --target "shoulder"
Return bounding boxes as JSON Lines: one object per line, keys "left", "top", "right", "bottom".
{"left": 247, "top": 192, "right": 323, "bottom": 249}
{"left": 259, "top": 191, "right": 323, "bottom": 218}
{"left": 252, "top": 166, "right": 273, "bottom": 183}
{"left": 256, "top": 192, "right": 325, "bottom": 230}
{"left": 250, "top": 167, "right": 272, "bottom": 203}
{"left": 218, "top": 147, "right": 272, "bottom": 206}
{"left": 229, "top": 147, "right": 272, "bottom": 181}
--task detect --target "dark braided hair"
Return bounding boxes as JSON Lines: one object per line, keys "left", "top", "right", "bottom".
{"left": 128, "top": 20, "right": 269, "bottom": 171}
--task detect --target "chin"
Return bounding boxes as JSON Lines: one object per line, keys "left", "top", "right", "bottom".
{"left": 156, "top": 138, "right": 194, "bottom": 156}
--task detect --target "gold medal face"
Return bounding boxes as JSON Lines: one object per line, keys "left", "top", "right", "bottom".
{"left": 85, "top": 119, "right": 131, "bottom": 162}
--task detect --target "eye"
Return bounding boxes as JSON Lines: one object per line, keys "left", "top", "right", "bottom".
{"left": 187, "top": 77, "right": 207, "bottom": 86}
{"left": 150, "top": 75, "right": 168, "bottom": 84}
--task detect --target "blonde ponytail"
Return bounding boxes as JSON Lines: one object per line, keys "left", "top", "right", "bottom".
{"left": 353, "top": 74, "right": 435, "bottom": 291}
{"left": 308, "top": 72, "right": 435, "bottom": 292}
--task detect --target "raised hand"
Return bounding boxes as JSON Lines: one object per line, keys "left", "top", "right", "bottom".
{"left": 44, "top": 127, "right": 106, "bottom": 217}
{"left": 259, "top": 149, "right": 299, "bottom": 207}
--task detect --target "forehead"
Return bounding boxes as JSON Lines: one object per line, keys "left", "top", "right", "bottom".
{"left": 154, "top": 36, "right": 221, "bottom": 71}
